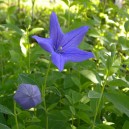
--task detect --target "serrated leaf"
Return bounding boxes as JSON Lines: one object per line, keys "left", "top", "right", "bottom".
{"left": 0, "top": 104, "right": 13, "bottom": 115}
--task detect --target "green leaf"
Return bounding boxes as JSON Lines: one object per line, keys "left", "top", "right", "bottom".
{"left": 9, "top": 50, "right": 20, "bottom": 62}
{"left": 65, "top": 95, "right": 73, "bottom": 104}
{"left": 71, "top": 76, "right": 81, "bottom": 87}
{"left": 124, "top": 21, "right": 129, "bottom": 32}
{"left": 64, "top": 75, "right": 74, "bottom": 89}
{"left": 47, "top": 103, "right": 58, "bottom": 111}
{"left": 0, "top": 104, "right": 13, "bottom": 115}
{"left": 20, "top": 35, "right": 29, "bottom": 56}
{"left": 95, "top": 124, "right": 115, "bottom": 129}
{"left": 71, "top": 90, "right": 82, "bottom": 104}
{"left": 105, "top": 92, "right": 129, "bottom": 117}
{"left": 0, "top": 123, "right": 10, "bottom": 129}
{"left": 88, "top": 90, "right": 101, "bottom": 98}
{"left": 48, "top": 110, "right": 68, "bottom": 129}
{"left": 77, "top": 111, "right": 91, "bottom": 124}
{"left": 18, "top": 74, "right": 37, "bottom": 85}
{"left": 2, "top": 24, "right": 23, "bottom": 35}
{"left": 69, "top": 106, "right": 75, "bottom": 115}
{"left": 88, "top": 29, "right": 100, "bottom": 37}
{"left": 118, "top": 36, "right": 129, "bottom": 50}
{"left": 80, "top": 70, "right": 101, "bottom": 84}
{"left": 26, "top": 116, "right": 41, "bottom": 123}
{"left": 122, "top": 121, "right": 129, "bottom": 129}
{"left": 0, "top": 1, "right": 4, "bottom": 4}
{"left": 29, "top": 28, "right": 44, "bottom": 35}
{"left": 61, "top": 0, "right": 69, "bottom": 6}
{"left": 107, "top": 79, "right": 129, "bottom": 87}
{"left": 26, "top": 125, "right": 42, "bottom": 129}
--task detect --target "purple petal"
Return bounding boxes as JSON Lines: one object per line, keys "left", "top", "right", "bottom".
{"left": 32, "top": 35, "right": 53, "bottom": 53}
{"left": 50, "top": 12, "right": 64, "bottom": 48}
{"left": 51, "top": 52, "right": 65, "bottom": 71}
{"left": 62, "top": 48, "right": 94, "bottom": 62}
{"left": 14, "top": 84, "right": 42, "bottom": 109}
{"left": 60, "top": 26, "right": 89, "bottom": 50}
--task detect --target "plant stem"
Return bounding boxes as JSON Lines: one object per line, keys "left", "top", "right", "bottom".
{"left": 28, "top": 43, "right": 30, "bottom": 74}
{"left": 31, "top": 0, "right": 35, "bottom": 25}
{"left": 14, "top": 101, "right": 19, "bottom": 129}
{"left": 42, "top": 61, "right": 51, "bottom": 129}
{"left": 92, "top": 74, "right": 108, "bottom": 129}
{"left": 17, "top": 0, "right": 20, "bottom": 11}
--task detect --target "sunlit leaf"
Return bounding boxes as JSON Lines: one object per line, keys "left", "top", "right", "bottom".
{"left": 2, "top": 24, "right": 22, "bottom": 35}
{"left": 80, "top": 70, "right": 101, "bottom": 84}
{"left": 29, "top": 28, "right": 44, "bottom": 35}
{"left": 88, "top": 90, "right": 101, "bottom": 98}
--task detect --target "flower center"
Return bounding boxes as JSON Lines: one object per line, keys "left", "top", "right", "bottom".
{"left": 55, "top": 46, "right": 63, "bottom": 53}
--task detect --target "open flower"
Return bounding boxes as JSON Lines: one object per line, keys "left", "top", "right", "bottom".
{"left": 14, "top": 84, "right": 42, "bottom": 109}
{"left": 32, "top": 12, "right": 94, "bottom": 71}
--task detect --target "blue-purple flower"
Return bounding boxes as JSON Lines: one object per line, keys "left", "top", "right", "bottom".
{"left": 32, "top": 12, "right": 94, "bottom": 71}
{"left": 14, "top": 84, "right": 42, "bottom": 109}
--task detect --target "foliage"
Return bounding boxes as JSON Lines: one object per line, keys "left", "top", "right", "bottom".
{"left": 1, "top": 0, "right": 129, "bottom": 129}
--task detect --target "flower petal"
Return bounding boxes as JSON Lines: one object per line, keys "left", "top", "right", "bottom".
{"left": 50, "top": 12, "right": 64, "bottom": 48}
{"left": 32, "top": 35, "right": 53, "bottom": 53}
{"left": 51, "top": 52, "right": 65, "bottom": 71}
{"left": 62, "top": 48, "right": 94, "bottom": 62}
{"left": 61, "top": 26, "right": 89, "bottom": 50}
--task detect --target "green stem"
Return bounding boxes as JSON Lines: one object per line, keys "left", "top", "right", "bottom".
{"left": 28, "top": 43, "right": 30, "bottom": 74}
{"left": 1, "top": 52, "right": 3, "bottom": 87}
{"left": 72, "top": 114, "right": 74, "bottom": 127}
{"left": 17, "top": 0, "right": 20, "bottom": 11}
{"left": 42, "top": 61, "right": 51, "bottom": 129}
{"left": 14, "top": 101, "right": 19, "bottom": 129}
{"left": 31, "top": 0, "right": 35, "bottom": 25}
{"left": 92, "top": 74, "right": 108, "bottom": 129}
